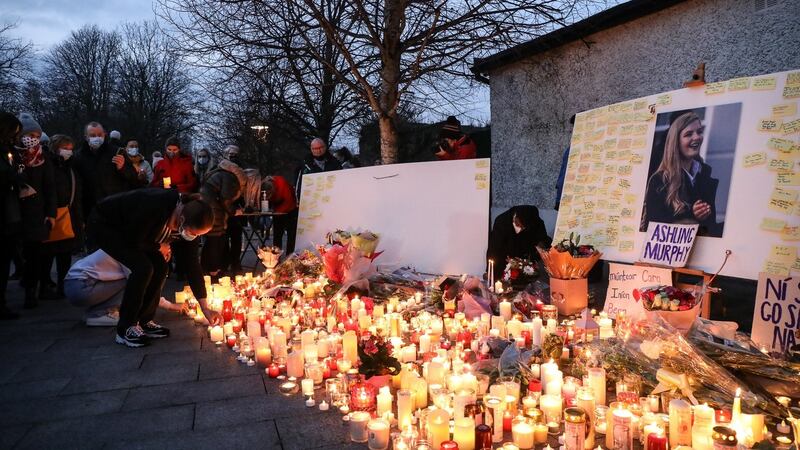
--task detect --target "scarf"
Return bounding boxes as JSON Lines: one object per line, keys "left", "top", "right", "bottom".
{"left": 19, "top": 145, "right": 44, "bottom": 168}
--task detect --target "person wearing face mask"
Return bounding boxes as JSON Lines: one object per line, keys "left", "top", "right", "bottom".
{"left": 40, "top": 134, "right": 83, "bottom": 299}
{"left": 87, "top": 188, "right": 219, "bottom": 347}
{"left": 151, "top": 151, "right": 163, "bottom": 169}
{"left": 0, "top": 112, "right": 24, "bottom": 319}
{"left": 14, "top": 113, "right": 57, "bottom": 308}
{"left": 73, "top": 121, "right": 140, "bottom": 222}
{"left": 486, "top": 205, "right": 551, "bottom": 282}
{"left": 294, "top": 138, "right": 342, "bottom": 201}
{"left": 194, "top": 148, "right": 215, "bottom": 184}
{"left": 124, "top": 139, "right": 153, "bottom": 185}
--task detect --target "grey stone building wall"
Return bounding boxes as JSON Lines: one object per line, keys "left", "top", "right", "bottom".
{"left": 489, "top": 0, "right": 800, "bottom": 218}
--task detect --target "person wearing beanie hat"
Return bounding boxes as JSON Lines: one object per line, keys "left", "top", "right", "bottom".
{"left": 435, "top": 116, "right": 477, "bottom": 161}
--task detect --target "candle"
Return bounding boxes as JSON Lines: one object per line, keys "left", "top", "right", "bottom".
{"left": 286, "top": 350, "right": 305, "bottom": 378}
{"left": 539, "top": 394, "right": 562, "bottom": 424}
{"left": 343, "top": 331, "right": 358, "bottom": 364}
{"left": 507, "top": 318, "right": 523, "bottom": 339}
{"left": 367, "top": 418, "right": 390, "bottom": 450}
{"left": 611, "top": 406, "right": 633, "bottom": 450}
{"left": 562, "top": 378, "right": 578, "bottom": 405}
{"left": 454, "top": 416, "right": 476, "bottom": 450}
{"left": 428, "top": 407, "right": 451, "bottom": 450}
{"left": 534, "top": 423, "right": 548, "bottom": 444}
{"left": 349, "top": 411, "right": 371, "bottom": 443}
{"left": 646, "top": 430, "right": 668, "bottom": 450}
{"left": 587, "top": 367, "right": 606, "bottom": 406}
{"left": 412, "top": 377, "right": 428, "bottom": 410}
{"left": 669, "top": 399, "right": 692, "bottom": 447}
{"left": 419, "top": 333, "right": 431, "bottom": 354}
{"left": 576, "top": 387, "right": 596, "bottom": 449}
{"left": 743, "top": 413, "right": 764, "bottom": 444}
{"left": 532, "top": 317, "right": 543, "bottom": 346}
{"left": 427, "top": 358, "right": 446, "bottom": 385}
{"left": 377, "top": 386, "right": 392, "bottom": 417}
{"left": 301, "top": 377, "right": 314, "bottom": 396}
{"left": 512, "top": 417, "right": 535, "bottom": 449}
{"left": 209, "top": 325, "right": 224, "bottom": 343}
{"left": 692, "top": 403, "right": 715, "bottom": 450}
{"left": 162, "top": 176, "right": 171, "bottom": 189}
{"left": 319, "top": 400, "right": 329, "bottom": 411}
{"left": 397, "top": 389, "right": 414, "bottom": 429}
{"left": 305, "top": 396, "right": 315, "bottom": 407}
{"left": 499, "top": 300, "right": 512, "bottom": 321}
{"left": 255, "top": 337, "right": 272, "bottom": 366}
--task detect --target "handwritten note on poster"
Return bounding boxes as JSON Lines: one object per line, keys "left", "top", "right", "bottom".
{"left": 751, "top": 273, "right": 800, "bottom": 352}
{"left": 639, "top": 222, "right": 698, "bottom": 267}
{"left": 604, "top": 263, "right": 673, "bottom": 319}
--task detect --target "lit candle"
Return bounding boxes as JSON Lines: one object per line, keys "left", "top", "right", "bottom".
{"left": 209, "top": 325, "right": 224, "bottom": 343}
{"left": 343, "top": 330, "right": 358, "bottom": 364}
{"left": 376, "top": 386, "right": 392, "bottom": 417}
{"left": 419, "top": 333, "right": 431, "bottom": 354}
{"left": 301, "top": 377, "right": 314, "bottom": 396}
{"left": 454, "top": 416, "right": 476, "bottom": 450}
{"left": 397, "top": 389, "right": 414, "bottom": 429}
{"left": 499, "top": 300, "right": 513, "bottom": 322}
{"left": 367, "top": 418, "right": 390, "bottom": 450}
{"left": 534, "top": 423, "right": 548, "bottom": 444}
{"left": 412, "top": 377, "right": 428, "bottom": 410}
{"left": 692, "top": 403, "right": 715, "bottom": 450}
{"left": 349, "top": 411, "right": 371, "bottom": 443}
{"left": 428, "top": 408, "right": 451, "bottom": 449}
{"left": 611, "top": 405, "right": 633, "bottom": 450}
{"left": 512, "top": 417, "right": 535, "bottom": 449}
{"left": 540, "top": 394, "right": 562, "bottom": 424}
{"left": 255, "top": 336, "right": 272, "bottom": 366}
{"left": 163, "top": 176, "right": 171, "bottom": 189}
{"left": 286, "top": 350, "right": 305, "bottom": 378}
{"left": 576, "top": 387, "right": 596, "bottom": 449}
{"left": 669, "top": 399, "right": 692, "bottom": 447}
{"left": 587, "top": 367, "right": 606, "bottom": 406}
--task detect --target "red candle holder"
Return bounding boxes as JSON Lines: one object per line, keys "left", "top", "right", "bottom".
{"left": 267, "top": 363, "right": 280, "bottom": 378}
{"left": 349, "top": 375, "right": 377, "bottom": 413}
{"left": 226, "top": 334, "right": 237, "bottom": 348}
{"left": 221, "top": 300, "right": 233, "bottom": 322}
{"left": 716, "top": 409, "right": 732, "bottom": 424}
{"left": 647, "top": 432, "right": 668, "bottom": 450}
{"left": 440, "top": 441, "right": 459, "bottom": 450}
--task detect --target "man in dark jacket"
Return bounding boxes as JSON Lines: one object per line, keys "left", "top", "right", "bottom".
{"left": 73, "top": 121, "right": 140, "bottom": 221}
{"left": 294, "top": 138, "right": 342, "bottom": 201}
{"left": 487, "top": 205, "right": 552, "bottom": 281}
{"left": 0, "top": 112, "right": 23, "bottom": 319}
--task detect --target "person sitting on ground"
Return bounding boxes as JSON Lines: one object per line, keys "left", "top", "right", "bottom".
{"left": 262, "top": 175, "right": 298, "bottom": 253}
{"left": 486, "top": 205, "right": 551, "bottom": 281}
{"left": 124, "top": 139, "right": 153, "bottom": 185}
{"left": 87, "top": 188, "right": 218, "bottom": 347}
{"left": 435, "top": 116, "right": 477, "bottom": 161}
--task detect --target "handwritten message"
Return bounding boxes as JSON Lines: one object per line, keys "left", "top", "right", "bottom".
{"left": 604, "top": 263, "right": 673, "bottom": 319}
{"left": 639, "top": 222, "right": 698, "bottom": 267}
{"left": 752, "top": 273, "right": 800, "bottom": 352}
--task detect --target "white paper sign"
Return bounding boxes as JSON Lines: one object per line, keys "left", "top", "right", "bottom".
{"left": 639, "top": 222, "right": 698, "bottom": 268}
{"left": 751, "top": 273, "right": 800, "bottom": 353}
{"left": 604, "top": 262, "right": 673, "bottom": 319}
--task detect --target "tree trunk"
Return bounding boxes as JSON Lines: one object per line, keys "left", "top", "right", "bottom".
{"left": 378, "top": 115, "right": 399, "bottom": 164}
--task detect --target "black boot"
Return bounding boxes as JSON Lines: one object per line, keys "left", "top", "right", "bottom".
{"left": 24, "top": 288, "right": 38, "bottom": 309}
{"left": 0, "top": 304, "right": 20, "bottom": 320}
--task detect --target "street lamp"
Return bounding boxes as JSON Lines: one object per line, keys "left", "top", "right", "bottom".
{"left": 250, "top": 124, "right": 269, "bottom": 142}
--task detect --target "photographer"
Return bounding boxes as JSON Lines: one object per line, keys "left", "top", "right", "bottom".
{"left": 434, "top": 116, "right": 476, "bottom": 161}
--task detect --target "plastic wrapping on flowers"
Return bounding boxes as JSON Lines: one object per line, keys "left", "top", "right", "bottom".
{"left": 272, "top": 250, "right": 323, "bottom": 285}
{"left": 569, "top": 316, "right": 789, "bottom": 419}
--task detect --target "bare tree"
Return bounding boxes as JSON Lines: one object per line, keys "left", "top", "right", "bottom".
{"left": 114, "top": 21, "right": 198, "bottom": 153}
{"left": 0, "top": 21, "right": 33, "bottom": 111}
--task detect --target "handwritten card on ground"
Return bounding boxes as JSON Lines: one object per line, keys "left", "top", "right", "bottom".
{"left": 604, "top": 263, "right": 673, "bottom": 320}
{"left": 639, "top": 222, "right": 698, "bottom": 267}
{"left": 751, "top": 273, "right": 800, "bottom": 353}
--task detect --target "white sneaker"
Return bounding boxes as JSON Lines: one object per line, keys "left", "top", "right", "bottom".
{"left": 86, "top": 312, "right": 120, "bottom": 327}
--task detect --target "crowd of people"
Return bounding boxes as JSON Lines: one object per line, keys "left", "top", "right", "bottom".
{"left": 0, "top": 111, "right": 477, "bottom": 347}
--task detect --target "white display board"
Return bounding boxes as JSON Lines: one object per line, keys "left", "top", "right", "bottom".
{"left": 295, "top": 159, "right": 491, "bottom": 275}
{"left": 555, "top": 69, "right": 800, "bottom": 279}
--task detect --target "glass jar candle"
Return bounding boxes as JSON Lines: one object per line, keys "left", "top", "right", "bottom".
{"left": 563, "top": 407, "right": 587, "bottom": 450}
{"left": 541, "top": 305, "right": 558, "bottom": 322}
{"left": 711, "top": 426, "right": 738, "bottom": 450}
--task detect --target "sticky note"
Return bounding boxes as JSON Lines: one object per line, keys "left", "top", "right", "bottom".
{"left": 777, "top": 172, "right": 800, "bottom": 186}
{"left": 617, "top": 165, "right": 633, "bottom": 176}
{"left": 770, "top": 244, "right": 797, "bottom": 263}
{"left": 604, "top": 139, "right": 617, "bottom": 150}
{"left": 618, "top": 178, "right": 631, "bottom": 189}
{"left": 630, "top": 153, "right": 644, "bottom": 164}
{"left": 768, "top": 138, "right": 798, "bottom": 153}
{"left": 783, "top": 119, "right": 800, "bottom": 135}
{"left": 772, "top": 103, "right": 797, "bottom": 117}
{"left": 769, "top": 187, "right": 797, "bottom": 213}
{"left": 704, "top": 82, "right": 726, "bottom": 95}
{"left": 475, "top": 160, "right": 489, "bottom": 168}
{"left": 784, "top": 85, "right": 800, "bottom": 99}
{"left": 760, "top": 118, "right": 783, "bottom": 132}
{"left": 782, "top": 226, "right": 800, "bottom": 241}
{"left": 620, "top": 125, "right": 634, "bottom": 136}
{"left": 656, "top": 94, "right": 672, "bottom": 105}
{"left": 475, "top": 173, "right": 488, "bottom": 181}
{"left": 769, "top": 158, "right": 794, "bottom": 172}
{"left": 617, "top": 149, "right": 631, "bottom": 161}
{"left": 476, "top": 181, "right": 488, "bottom": 190}
{"left": 619, "top": 241, "right": 635, "bottom": 252}
{"left": 753, "top": 76, "right": 777, "bottom": 90}
{"left": 631, "top": 137, "right": 648, "bottom": 148}
{"left": 761, "top": 217, "right": 787, "bottom": 232}
{"left": 617, "top": 139, "right": 631, "bottom": 150}
{"left": 743, "top": 152, "right": 768, "bottom": 167}
{"left": 728, "top": 77, "right": 751, "bottom": 91}
{"left": 787, "top": 72, "right": 800, "bottom": 87}
{"left": 622, "top": 225, "right": 636, "bottom": 236}
{"left": 764, "top": 260, "right": 790, "bottom": 276}
{"left": 634, "top": 100, "right": 648, "bottom": 110}
{"left": 624, "top": 193, "right": 638, "bottom": 204}
{"left": 621, "top": 207, "right": 635, "bottom": 219}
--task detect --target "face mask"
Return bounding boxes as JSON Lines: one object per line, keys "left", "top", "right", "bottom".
{"left": 197, "top": 156, "right": 209, "bottom": 165}
{"left": 513, "top": 223, "right": 523, "bottom": 234}
{"left": 166, "top": 150, "right": 179, "bottom": 158}
{"left": 88, "top": 136, "right": 104, "bottom": 149}
{"left": 178, "top": 217, "right": 198, "bottom": 241}
{"left": 227, "top": 154, "right": 239, "bottom": 162}
{"left": 21, "top": 136, "right": 40, "bottom": 149}
{"left": 127, "top": 147, "right": 139, "bottom": 156}
{"left": 59, "top": 148, "right": 73, "bottom": 160}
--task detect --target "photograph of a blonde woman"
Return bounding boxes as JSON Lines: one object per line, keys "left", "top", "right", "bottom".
{"left": 640, "top": 103, "right": 741, "bottom": 237}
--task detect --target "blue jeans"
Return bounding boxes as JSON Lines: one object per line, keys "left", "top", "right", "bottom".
{"left": 63, "top": 277, "right": 126, "bottom": 318}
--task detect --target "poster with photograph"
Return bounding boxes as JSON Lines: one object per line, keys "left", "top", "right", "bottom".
{"left": 555, "top": 68, "right": 800, "bottom": 279}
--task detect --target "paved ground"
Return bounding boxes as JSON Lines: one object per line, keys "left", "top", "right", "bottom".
{"left": 0, "top": 251, "right": 366, "bottom": 450}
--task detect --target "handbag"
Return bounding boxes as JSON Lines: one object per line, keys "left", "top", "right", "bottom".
{"left": 44, "top": 169, "right": 76, "bottom": 242}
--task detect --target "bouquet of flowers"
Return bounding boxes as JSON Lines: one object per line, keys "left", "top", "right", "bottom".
{"left": 273, "top": 250, "right": 323, "bottom": 285}
{"left": 357, "top": 332, "right": 401, "bottom": 378}
{"left": 257, "top": 246, "right": 283, "bottom": 269}
{"left": 327, "top": 229, "right": 352, "bottom": 246}
{"left": 536, "top": 233, "right": 602, "bottom": 279}
{"left": 503, "top": 257, "right": 538, "bottom": 286}
{"left": 634, "top": 285, "right": 703, "bottom": 334}
{"left": 318, "top": 229, "right": 383, "bottom": 284}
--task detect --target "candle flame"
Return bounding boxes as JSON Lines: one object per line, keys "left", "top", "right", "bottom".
{"left": 735, "top": 387, "right": 741, "bottom": 397}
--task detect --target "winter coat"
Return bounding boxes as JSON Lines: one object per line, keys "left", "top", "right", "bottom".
{"left": 487, "top": 206, "right": 551, "bottom": 280}
{"left": 195, "top": 160, "right": 216, "bottom": 186}
{"left": 17, "top": 151, "right": 57, "bottom": 241}
{"left": 45, "top": 155, "right": 84, "bottom": 251}
{"left": 1, "top": 143, "right": 22, "bottom": 236}
{"left": 73, "top": 140, "right": 140, "bottom": 218}
{"left": 641, "top": 161, "right": 720, "bottom": 237}
{"left": 199, "top": 161, "right": 246, "bottom": 236}
{"left": 436, "top": 135, "right": 477, "bottom": 161}
{"left": 294, "top": 152, "right": 342, "bottom": 201}
{"left": 268, "top": 176, "right": 297, "bottom": 213}
{"left": 127, "top": 154, "right": 154, "bottom": 186}
{"left": 151, "top": 152, "right": 198, "bottom": 193}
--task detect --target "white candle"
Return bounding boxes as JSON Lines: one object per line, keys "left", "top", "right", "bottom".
{"left": 507, "top": 318, "right": 523, "bottom": 339}
{"left": 428, "top": 408, "right": 450, "bottom": 450}
{"left": 427, "top": 357, "right": 446, "bottom": 385}
{"left": 540, "top": 394, "right": 562, "bottom": 423}
{"left": 692, "top": 403, "right": 715, "bottom": 450}
{"left": 343, "top": 330, "right": 358, "bottom": 364}
{"left": 255, "top": 337, "right": 272, "bottom": 366}
{"left": 412, "top": 377, "right": 428, "bottom": 410}
{"left": 668, "top": 399, "right": 692, "bottom": 447}
{"left": 513, "top": 418, "right": 535, "bottom": 449}
{"left": 397, "top": 389, "right": 414, "bottom": 429}
{"left": 301, "top": 377, "right": 314, "bottom": 396}
{"left": 419, "top": 333, "right": 431, "bottom": 354}
{"left": 209, "top": 325, "right": 224, "bottom": 343}
{"left": 286, "top": 350, "right": 304, "bottom": 378}
{"left": 577, "top": 388, "right": 596, "bottom": 449}
{"left": 349, "top": 411, "right": 371, "bottom": 443}
{"left": 587, "top": 367, "right": 606, "bottom": 406}
{"left": 454, "top": 416, "right": 476, "bottom": 450}
{"left": 377, "top": 386, "right": 392, "bottom": 417}
{"left": 532, "top": 317, "right": 543, "bottom": 346}
{"left": 367, "top": 418, "right": 390, "bottom": 450}
{"left": 612, "top": 406, "right": 633, "bottom": 450}
{"left": 499, "top": 300, "right": 512, "bottom": 321}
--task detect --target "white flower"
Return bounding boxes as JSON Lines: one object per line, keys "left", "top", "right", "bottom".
{"left": 523, "top": 266, "right": 536, "bottom": 276}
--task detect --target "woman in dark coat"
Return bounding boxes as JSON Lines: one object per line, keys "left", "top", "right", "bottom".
{"left": 487, "top": 205, "right": 552, "bottom": 281}
{"left": 0, "top": 112, "right": 23, "bottom": 319}
{"left": 15, "top": 113, "right": 57, "bottom": 308}
{"left": 640, "top": 112, "right": 720, "bottom": 237}
{"left": 41, "top": 134, "right": 83, "bottom": 298}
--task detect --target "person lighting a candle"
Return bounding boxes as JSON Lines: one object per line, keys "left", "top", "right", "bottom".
{"left": 87, "top": 188, "right": 219, "bottom": 347}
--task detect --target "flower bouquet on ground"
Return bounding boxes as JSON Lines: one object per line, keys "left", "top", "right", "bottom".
{"left": 273, "top": 250, "right": 322, "bottom": 285}
{"left": 503, "top": 257, "right": 539, "bottom": 288}
{"left": 318, "top": 229, "right": 383, "bottom": 285}
{"left": 258, "top": 246, "right": 283, "bottom": 269}
{"left": 537, "top": 233, "right": 601, "bottom": 315}
{"left": 634, "top": 285, "right": 703, "bottom": 334}
{"left": 357, "top": 332, "right": 401, "bottom": 380}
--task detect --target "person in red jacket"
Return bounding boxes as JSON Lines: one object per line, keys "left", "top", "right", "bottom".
{"left": 151, "top": 136, "right": 198, "bottom": 193}
{"left": 150, "top": 136, "right": 199, "bottom": 280}
{"left": 434, "top": 116, "right": 477, "bottom": 161}
{"left": 263, "top": 175, "right": 298, "bottom": 253}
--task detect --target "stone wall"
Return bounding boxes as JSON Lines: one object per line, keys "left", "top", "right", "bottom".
{"left": 489, "top": 0, "right": 800, "bottom": 217}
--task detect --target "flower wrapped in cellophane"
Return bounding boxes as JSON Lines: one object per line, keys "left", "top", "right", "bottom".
{"left": 257, "top": 245, "right": 283, "bottom": 269}
{"left": 536, "top": 233, "right": 601, "bottom": 279}
{"left": 273, "top": 250, "right": 322, "bottom": 285}
{"left": 318, "top": 229, "right": 383, "bottom": 285}
{"left": 351, "top": 231, "right": 380, "bottom": 257}
{"left": 635, "top": 285, "right": 705, "bottom": 334}
{"left": 570, "top": 316, "right": 788, "bottom": 419}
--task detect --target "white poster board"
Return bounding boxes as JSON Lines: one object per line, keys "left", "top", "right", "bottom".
{"left": 751, "top": 273, "right": 800, "bottom": 352}
{"left": 555, "top": 69, "right": 800, "bottom": 279}
{"left": 605, "top": 263, "right": 673, "bottom": 319}
{"left": 295, "top": 159, "right": 491, "bottom": 275}
{"left": 640, "top": 222, "right": 698, "bottom": 268}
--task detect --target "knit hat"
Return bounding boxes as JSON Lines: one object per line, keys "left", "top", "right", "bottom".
{"left": 40, "top": 132, "right": 50, "bottom": 144}
{"left": 439, "top": 116, "right": 461, "bottom": 140}
{"left": 110, "top": 130, "right": 121, "bottom": 140}
{"left": 17, "top": 113, "right": 42, "bottom": 136}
